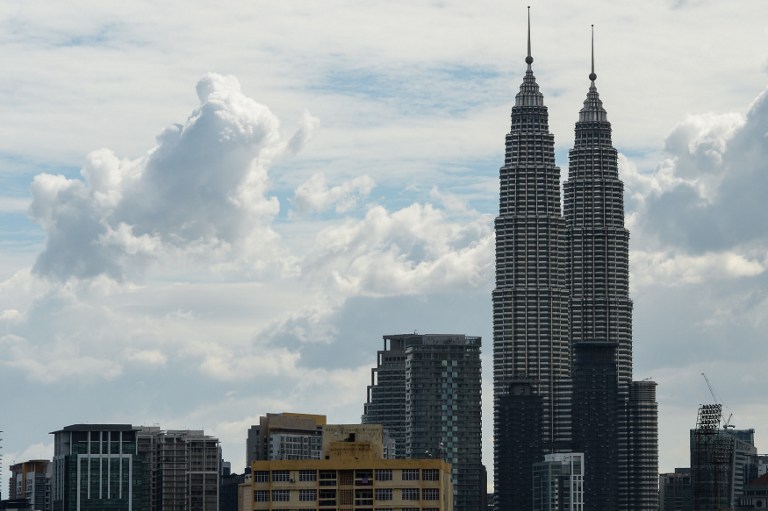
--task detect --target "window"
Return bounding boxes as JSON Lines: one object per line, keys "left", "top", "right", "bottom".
{"left": 375, "top": 488, "right": 392, "bottom": 501}
{"left": 271, "top": 489, "right": 290, "bottom": 502}
{"left": 319, "top": 470, "right": 337, "bottom": 486}
{"left": 299, "top": 489, "right": 316, "bottom": 502}
{"left": 401, "top": 488, "right": 419, "bottom": 501}
{"left": 254, "top": 490, "right": 269, "bottom": 502}
{"left": 355, "top": 469, "right": 373, "bottom": 485}
{"left": 253, "top": 471, "right": 269, "bottom": 483}
{"left": 319, "top": 489, "right": 337, "bottom": 506}
{"left": 375, "top": 469, "right": 392, "bottom": 481}
{"left": 422, "top": 488, "right": 440, "bottom": 501}
{"left": 422, "top": 469, "right": 440, "bottom": 481}
{"left": 401, "top": 469, "right": 419, "bottom": 481}
{"left": 355, "top": 489, "right": 373, "bottom": 506}
{"left": 271, "top": 470, "right": 290, "bottom": 482}
{"left": 299, "top": 470, "right": 316, "bottom": 482}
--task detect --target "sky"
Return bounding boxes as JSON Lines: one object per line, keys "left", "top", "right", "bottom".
{"left": 1, "top": 0, "right": 768, "bottom": 488}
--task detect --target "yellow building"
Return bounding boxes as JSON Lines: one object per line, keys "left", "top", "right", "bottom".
{"left": 248, "top": 424, "right": 453, "bottom": 511}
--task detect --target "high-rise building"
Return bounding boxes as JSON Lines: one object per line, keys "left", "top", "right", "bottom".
{"left": 491, "top": 12, "right": 570, "bottom": 494}
{"left": 363, "top": 337, "right": 408, "bottom": 458}
{"left": 137, "top": 427, "right": 221, "bottom": 511}
{"left": 622, "top": 380, "right": 659, "bottom": 510}
{"left": 8, "top": 460, "right": 51, "bottom": 510}
{"left": 246, "top": 413, "right": 326, "bottom": 466}
{"left": 532, "top": 452, "right": 585, "bottom": 511}
{"left": 363, "top": 333, "right": 483, "bottom": 511}
{"left": 691, "top": 423, "right": 757, "bottom": 510}
{"left": 495, "top": 380, "right": 543, "bottom": 511}
{"left": 571, "top": 341, "right": 619, "bottom": 509}
{"left": 658, "top": 468, "right": 691, "bottom": 511}
{"left": 563, "top": 32, "right": 633, "bottom": 390}
{"left": 564, "top": 28, "right": 659, "bottom": 511}
{"left": 492, "top": 15, "right": 658, "bottom": 510}
{"left": 50, "top": 424, "right": 150, "bottom": 511}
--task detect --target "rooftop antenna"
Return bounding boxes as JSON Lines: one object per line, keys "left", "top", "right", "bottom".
{"left": 589, "top": 24, "right": 597, "bottom": 83}
{"left": 526, "top": 6, "right": 533, "bottom": 68}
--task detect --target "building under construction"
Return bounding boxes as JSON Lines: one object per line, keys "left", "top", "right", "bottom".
{"left": 690, "top": 404, "right": 757, "bottom": 510}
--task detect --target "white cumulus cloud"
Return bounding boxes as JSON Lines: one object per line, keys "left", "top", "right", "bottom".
{"left": 292, "top": 173, "right": 375, "bottom": 215}
{"left": 29, "top": 73, "right": 315, "bottom": 282}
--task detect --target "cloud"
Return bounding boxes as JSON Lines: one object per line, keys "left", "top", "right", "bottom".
{"left": 303, "top": 203, "right": 494, "bottom": 296}
{"left": 291, "top": 173, "right": 374, "bottom": 215}
{"left": 626, "top": 86, "right": 768, "bottom": 302}
{"left": 29, "top": 73, "right": 316, "bottom": 282}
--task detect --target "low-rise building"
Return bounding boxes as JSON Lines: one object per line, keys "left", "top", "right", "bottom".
{"left": 250, "top": 424, "right": 453, "bottom": 511}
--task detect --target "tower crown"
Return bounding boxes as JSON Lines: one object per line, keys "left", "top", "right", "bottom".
{"left": 515, "top": 7, "right": 544, "bottom": 107}
{"left": 579, "top": 25, "right": 608, "bottom": 122}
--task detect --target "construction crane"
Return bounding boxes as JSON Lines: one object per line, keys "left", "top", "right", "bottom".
{"left": 701, "top": 372, "right": 719, "bottom": 404}
{"left": 701, "top": 372, "right": 733, "bottom": 429}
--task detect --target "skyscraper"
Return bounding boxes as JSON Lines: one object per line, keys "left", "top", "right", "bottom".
{"left": 564, "top": 28, "right": 633, "bottom": 390}
{"left": 491, "top": 11, "right": 570, "bottom": 492}
{"left": 363, "top": 333, "right": 483, "bottom": 511}
{"left": 493, "top": 15, "right": 658, "bottom": 510}
{"left": 564, "top": 28, "right": 659, "bottom": 511}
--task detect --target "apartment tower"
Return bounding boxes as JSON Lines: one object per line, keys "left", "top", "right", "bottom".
{"left": 363, "top": 333, "right": 483, "bottom": 511}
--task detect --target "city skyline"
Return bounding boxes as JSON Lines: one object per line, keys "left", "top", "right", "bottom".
{"left": 1, "top": 0, "right": 768, "bottom": 488}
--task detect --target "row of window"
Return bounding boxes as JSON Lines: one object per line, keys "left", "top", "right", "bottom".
{"left": 254, "top": 469, "right": 440, "bottom": 483}
{"left": 254, "top": 489, "right": 440, "bottom": 502}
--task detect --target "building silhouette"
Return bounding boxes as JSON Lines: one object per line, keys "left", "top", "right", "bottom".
{"left": 571, "top": 342, "right": 619, "bottom": 509}
{"left": 495, "top": 380, "right": 543, "bottom": 511}
{"left": 363, "top": 333, "right": 483, "bottom": 511}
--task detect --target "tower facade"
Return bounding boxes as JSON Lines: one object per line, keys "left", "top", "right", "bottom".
{"left": 563, "top": 48, "right": 632, "bottom": 389}
{"left": 564, "top": 31, "right": 659, "bottom": 511}
{"left": 491, "top": 14, "right": 570, "bottom": 493}
{"left": 495, "top": 380, "right": 543, "bottom": 511}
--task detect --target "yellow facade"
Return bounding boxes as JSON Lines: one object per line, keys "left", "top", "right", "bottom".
{"left": 250, "top": 458, "right": 453, "bottom": 511}
{"left": 248, "top": 425, "right": 453, "bottom": 511}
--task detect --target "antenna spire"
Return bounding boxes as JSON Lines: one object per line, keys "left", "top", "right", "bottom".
{"left": 589, "top": 24, "right": 597, "bottom": 83}
{"left": 525, "top": 6, "right": 533, "bottom": 68}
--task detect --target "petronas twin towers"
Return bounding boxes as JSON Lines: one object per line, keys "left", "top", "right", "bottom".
{"left": 493, "top": 12, "right": 658, "bottom": 511}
